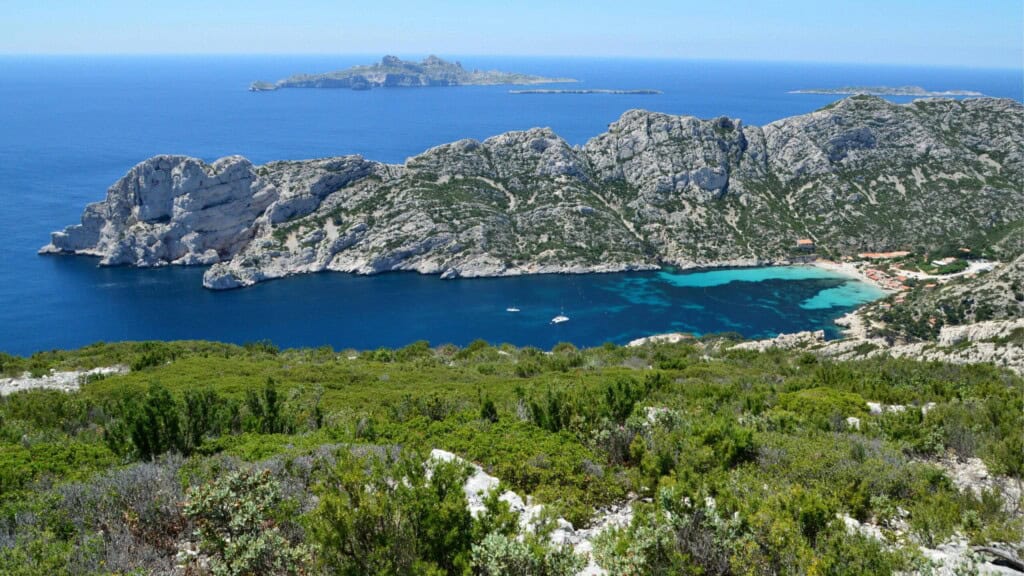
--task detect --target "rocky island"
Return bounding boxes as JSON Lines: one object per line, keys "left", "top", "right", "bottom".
{"left": 43, "top": 96, "right": 1024, "bottom": 290}
{"left": 791, "top": 85, "right": 985, "bottom": 97}
{"left": 249, "top": 55, "right": 575, "bottom": 91}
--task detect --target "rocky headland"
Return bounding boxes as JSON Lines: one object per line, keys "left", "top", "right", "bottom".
{"left": 792, "top": 86, "right": 985, "bottom": 97}
{"left": 43, "top": 96, "right": 1024, "bottom": 291}
{"left": 250, "top": 55, "right": 575, "bottom": 91}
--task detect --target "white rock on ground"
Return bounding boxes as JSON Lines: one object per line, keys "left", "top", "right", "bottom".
{"left": 731, "top": 330, "right": 826, "bottom": 352}
{"left": 936, "top": 456, "right": 1023, "bottom": 514}
{"left": 838, "top": 453, "right": 1024, "bottom": 575}
{"left": 429, "top": 449, "right": 632, "bottom": 575}
{"left": 0, "top": 366, "right": 128, "bottom": 396}
{"left": 841, "top": 514, "right": 1022, "bottom": 575}
{"left": 626, "top": 333, "right": 695, "bottom": 347}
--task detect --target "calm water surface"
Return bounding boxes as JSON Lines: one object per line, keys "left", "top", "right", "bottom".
{"left": 0, "top": 56, "right": 1018, "bottom": 354}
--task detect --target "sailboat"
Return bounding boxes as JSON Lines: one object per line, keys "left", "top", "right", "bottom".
{"left": 550, "top": 310, "right": 569, "bottom": 324}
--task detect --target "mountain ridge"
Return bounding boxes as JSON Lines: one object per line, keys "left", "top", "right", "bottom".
{"left": 42, "top": 96, "right": 1024, "bottom": 290}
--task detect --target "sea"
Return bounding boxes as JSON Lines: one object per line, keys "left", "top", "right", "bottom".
{"left": 0, "top": 55, "right": 1020, "bottom": 355}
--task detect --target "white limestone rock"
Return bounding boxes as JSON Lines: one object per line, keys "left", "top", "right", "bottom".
{"left": 732, "top": 330, "right": 826, "bottom": 352}
{"left": 428, "top": 448, "right": 634, "bottom": 576}
{"left": 0, "top": 365, "right": 128, "bottom": 396}
{"left": 46, "top": 97, "right": 1024, "bottom": 292}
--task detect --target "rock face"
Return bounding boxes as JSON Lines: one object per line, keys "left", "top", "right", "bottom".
{"left": 251, "top": 55, "right": 575, "bottom": 91}
{"left": 44, "top": 97, "right": 1024, "bottom": 290}
{"left": 41, "top": 156, "right": 273, "bottom": 267}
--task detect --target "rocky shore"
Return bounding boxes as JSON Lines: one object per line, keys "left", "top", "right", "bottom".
{"left": 719, "top": 317, "right": 1024, "bottom": 375}
{"left": 43, "top": 96, "right": 1024, "bottom": 290}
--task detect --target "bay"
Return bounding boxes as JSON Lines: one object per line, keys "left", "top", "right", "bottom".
{"left": 0, "top": 55, "right": 1018, "bottom": 354}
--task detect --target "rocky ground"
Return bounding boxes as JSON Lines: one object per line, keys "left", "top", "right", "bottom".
{"left": 437, "top": 443, "right": 1023, "bottom": 575}
{"left": 0, "top": 365, "right": 128, "bottom": 396}
{"left": 722, "top": 317, "right": 1024, "bottom": 375}
{"left": 43, "top": 96, "right": 1024, "bottom": 290}
{"left": 431, "top": 449, "right": 634, "bottom": 576}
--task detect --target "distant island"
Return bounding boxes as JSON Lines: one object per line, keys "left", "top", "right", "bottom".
{"left": 509, "top": 89, "right": 662, "bottom": 95}
{"left": 791, "top": 85, "right": 984, "bottom": 97}
{"left": 250, "top": 55, "right": 576, "bottom": 91}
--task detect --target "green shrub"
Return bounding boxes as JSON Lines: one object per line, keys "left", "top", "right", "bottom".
{"left": 182, "top": 468, "right": 311, "bottom": 575}
{"left": 129, "top": 383, "right": 184, "bottom": 461}
{"left": 471, "top": 532, "right": 583, "bottom": 576}
{"left": 778, "top": 386, "right": 867, "bottom": 426}
{"left": 308, "top": 450, "right": 476, "bottom": 575}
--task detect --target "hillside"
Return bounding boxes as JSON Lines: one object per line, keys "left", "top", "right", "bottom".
{"left": 0, "top": 339, "right": 1021, "bottom": 574}
{"left": 858, "top": 253, "right": 1024, "bottom": 341}
{"left": 250, "top": 55, "right": 575, "bottom": 91}
{"left": 42, "top": 96, "right": 1024, "bottom": 289}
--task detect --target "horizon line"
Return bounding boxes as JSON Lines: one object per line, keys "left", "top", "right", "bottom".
{"left": 0, "top": 52, "right": 1020, "bottom": 73}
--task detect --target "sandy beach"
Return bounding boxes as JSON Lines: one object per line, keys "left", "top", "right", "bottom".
{"left": 808, "top": 259, "right": 898, "bottom": 293}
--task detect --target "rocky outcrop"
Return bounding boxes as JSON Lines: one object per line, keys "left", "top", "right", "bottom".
{"left": 251, "top": 55, "right": 575, "bottom": 91}
{"left": 731, "top": 330, "right": 826, "bottom": 352}
{"left": 626, "top": 332, "right": 696, "bottom": 347}
{"left": 0, "top": 366, "right": 128, "bottom": 396}
{"left": 720, "top": 317, "right": 1024, "bottom": 374}
{"left": 45, "top": 97, "right": 1024, "bottom": 290}
{"left": 430, "top": 449, "right": 632, "bottom": 576}
{"left": 41, "top": 156, "right": 273, "bottom": 267}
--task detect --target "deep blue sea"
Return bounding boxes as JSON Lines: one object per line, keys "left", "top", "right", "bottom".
{"left": 0, "top": 55, "right": 1020, "bottom": 355}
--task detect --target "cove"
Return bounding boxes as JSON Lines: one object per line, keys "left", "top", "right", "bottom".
{"left": 0, "top": 259, "right": 886, "bottom": 356}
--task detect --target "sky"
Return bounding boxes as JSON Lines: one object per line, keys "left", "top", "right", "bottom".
{"left": 2, "top": 0, "right": 1021, "bottom": 68}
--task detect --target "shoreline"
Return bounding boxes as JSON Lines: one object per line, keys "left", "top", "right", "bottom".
{"left": 806, "top": 258, "right": 897, "bottom": 294}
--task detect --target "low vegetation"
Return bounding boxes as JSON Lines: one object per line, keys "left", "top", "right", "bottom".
{"left": 0, "top": 338, "right": 1021, "bottom": 574}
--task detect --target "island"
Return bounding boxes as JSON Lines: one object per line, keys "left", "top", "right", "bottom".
{"left": 43, "top": 96, "right": 1023, "bottom": 291}
{"left": 509, "top": 89, "right": 662, "bottom": 95}
{"left": 250, "top": 55, "right": 576, "bottom": 91}
{"left": 791, "top": 85, "right": 984, "bottom": 97}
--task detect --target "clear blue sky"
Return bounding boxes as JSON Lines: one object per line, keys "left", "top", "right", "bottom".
{"left": 3, "top": 0, "right": 1021, "bottom": 68}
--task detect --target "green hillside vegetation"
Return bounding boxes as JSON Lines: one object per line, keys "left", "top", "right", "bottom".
{"left": 0, "top": 339, "right": 1021, "bottom": 574}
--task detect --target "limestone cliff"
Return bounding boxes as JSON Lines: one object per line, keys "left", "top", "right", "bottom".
{"left": 43, "top": 96, "right": 1024, "bottom": 290}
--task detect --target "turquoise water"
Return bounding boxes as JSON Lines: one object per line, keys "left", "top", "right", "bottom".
{"left": 0, "top": 258, "right": 883, "bottom": 355}
{"left": 656, "top": 266, "right": 864, "bottom": 288}
{"left": 1, "top": 56, "right": 1014, "bottom": 354}
{"left": 657, "top": 266, "right": 888, "bottom": 310}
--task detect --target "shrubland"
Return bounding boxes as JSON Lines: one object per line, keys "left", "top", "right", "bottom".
{"left": 0, "top": 338, "right": 1020, "bottom": 574}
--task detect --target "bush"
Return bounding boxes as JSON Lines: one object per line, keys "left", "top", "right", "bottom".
{"left": 181, "top": 468, "right": 310, "bottom": 576}
{"left": 471, "top": 532, "right": 583, "bottom": 576}
{"left": 245, "top": 378, "right": 288, "bottom": 434}
{"left": 307, "top": 450, "right": 476, "bottom": 575}
{"left": 130, "top": 382, "right": 184, "bottom": 461}
{"left": 480, "top": 398, "right": 499, "bottom": 423}
{"left": 778, "top": 386, "right": 867, "bottom": 427}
